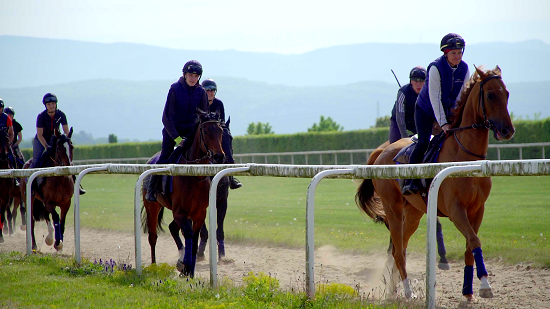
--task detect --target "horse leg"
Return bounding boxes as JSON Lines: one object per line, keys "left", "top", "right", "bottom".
{"left": 197, "top": 224, "right": 208, "bottom": 260}
{"left": 216, "top": 195, "right": 228, "bottom": 259}
{"left": 399, "top": 202, "right": 425, "bottom": 298}
{"left": 49, "top": 206, "right": 64, "bottom": 251}
{"left": 44, "top": 216, "right": 54, "bottom": 246}
{"left": 449, "top": 203, "right": 492, "bottom": 299}
{"left": 180, "top": 218, "right": 196, "bottom": 277}
{"left": 6, "top": 198, "right": 13, "bottom": 235}
{"left": 169, "top": 220, "right": 185, "bottom": 271}
{"left": 0, "top": 199, "right": 5, "bottom": 243}
{"left": 55, "top": 204, "right": 70, "bottom": 252}
{"left": 436, "top": 218, "right": 450, "bottom": 270}
{"left": 144, "top": 202, "right": 162, "bottom": 264}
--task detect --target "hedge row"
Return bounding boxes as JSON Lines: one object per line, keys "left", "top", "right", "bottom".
{"left": 19, "top": 118, "right": 550, "bottom": 162}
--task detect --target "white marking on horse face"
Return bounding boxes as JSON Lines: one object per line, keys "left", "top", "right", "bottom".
{"left": 64, "top": 141, "right": 71, "bottom": 162}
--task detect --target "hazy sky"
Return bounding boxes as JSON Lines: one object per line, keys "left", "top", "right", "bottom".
{"left": 1, "top": 0, "right": 549, "bottom": 54}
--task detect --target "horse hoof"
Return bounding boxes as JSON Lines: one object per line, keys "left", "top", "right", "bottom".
{"left": 196, "top": 254, "right": 205, "bottom": 262}
{"left": 20, "top": 225, "right": 26, "bottom": 231}
{"left": 0, "top": 236, "right": 4, "bottom": 243}
{"left": 438, "top": 262, "right": 450, "bottom": 270}
{"left": 479, "top": 288, "right": 494, "bottom": 298}
{"left": 45, "top": 235, "right": 54, "bottom": 246}
{"left": 54, "top": 241, "right": 63, "bottom": 251}
{"left": 176, "top": 260, "right": 184, "bottom": 272}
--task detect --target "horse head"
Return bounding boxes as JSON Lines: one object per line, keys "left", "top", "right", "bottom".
{"left": 0, "top": 127, "right": 9, "bottom": 165}
{"left": 221, "top": 116, "right": 234, "bottom": 164}
{"left": 53, "top": 127, "right": 74, "bottom": 166}
{"left": 196, "top": 109, "right": 225, "bottom": 164}
{"left": 473, "top": 66, "right": 515, "bottom": 141}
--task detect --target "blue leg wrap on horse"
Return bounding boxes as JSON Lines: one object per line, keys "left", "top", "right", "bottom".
{"left": 54, "top": 221, "right": 61, "bottom": 241}
{"left": 184, "top": 239, "right": 193, "bottom": 265}
{"left": 462, "top": 265, "right": 474, "bottom": 295}
{"left": 436, "top": 221, "right": 446, "bottom": 256}
{"left": 473, "top": 247, "right": 488, "bottom": 278}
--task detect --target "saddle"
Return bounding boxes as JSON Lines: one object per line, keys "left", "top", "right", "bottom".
{"left": 144, "top": 145, "right": 189, "bottom": 196}
{"left": 393, "top": 131, "right": 447, "bottom": 193}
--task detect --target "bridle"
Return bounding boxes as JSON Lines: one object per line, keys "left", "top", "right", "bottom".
{"left": 182, "top": 119, "right": 221, "bottom": 164}
{"left": 447, "top": 74, "right": 503, "bottom": 159}
{"left": 50, "top": 137, "right": 73, "bottom": 166}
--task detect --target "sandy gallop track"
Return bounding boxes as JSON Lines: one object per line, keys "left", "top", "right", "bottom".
{"left": 3, "top": 226, "right": 550, "bottom": 309}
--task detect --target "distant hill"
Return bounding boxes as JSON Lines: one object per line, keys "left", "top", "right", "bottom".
{"left": 1, "top": 36, "right": 549, "bottom": 88}
{"left": 1, "top": 78, "right": 547, "bottom": 141}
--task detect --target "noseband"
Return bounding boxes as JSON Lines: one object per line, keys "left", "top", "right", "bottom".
{"left": 183, "top": 119, "right": 221, "bottom": 164}
{"left": 449, "top": 74, "right": 503, "bottom": 159}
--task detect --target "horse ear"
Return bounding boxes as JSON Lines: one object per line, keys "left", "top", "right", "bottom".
{"left": 54, "top": 127, "right": 60, "bottom": 138}
{"left": 226, "top": 116, "right": 231, "bottom": 128}
{"left": 494, "top": 65, "right": 502, "bottom": 76}
{"left": 474, "top": 64, "right": 486, "bottom": 79}
{"left": 68, "top": 127, "right": 73, "bottom": 138}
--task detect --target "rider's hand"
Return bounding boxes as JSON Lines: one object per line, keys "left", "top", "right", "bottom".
{"left": 441, "top": 124, "right": 452, "bottom": 134}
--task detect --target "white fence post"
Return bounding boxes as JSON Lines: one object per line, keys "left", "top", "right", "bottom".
{"left": 134, "top": 166, "right": 172, "bottom": 275}
{"left": 305, "top": 168, "right": 355, "bottom": 299}
{"left": 73, "top": 164, "right": 110, "bottom": 265}
{"left": 426, "top": 164, "right": 482, "bottom": 309}
{"left": 208, "top": 166, "right": 251, "bottom": 288}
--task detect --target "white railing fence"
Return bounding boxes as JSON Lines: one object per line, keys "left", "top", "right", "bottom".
{"left": 71, "top": 142, "right": 550, "bottom": 165}
{"left": 2, "top": 159, "right": 550, "bottom": 309}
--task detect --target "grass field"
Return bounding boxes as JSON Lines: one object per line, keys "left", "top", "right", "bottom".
{"left": 2, "top": 173, "right": 549, "bottom": 308}
{"left": 71, "top": 173, "right": 550, "bottom": 267}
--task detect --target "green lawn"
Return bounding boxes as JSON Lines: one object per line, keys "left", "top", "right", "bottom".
{"left": 72, "top": 173, "right": 550, "bottom": 267}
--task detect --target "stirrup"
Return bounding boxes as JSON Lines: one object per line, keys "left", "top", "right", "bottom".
{"left": 229, "top": 177, "right": 242, "bottom": 189}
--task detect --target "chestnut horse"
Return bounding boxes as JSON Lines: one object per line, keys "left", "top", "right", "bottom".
{"left": 142, "top": 112, "right": 224, "bottom": 277}
{"left": 356, "top": 66, "right": 514, "bottom": 299}
{"left": 0, "top": 127, "right": 16, "bottom": 243}
{"left": 23, "top": 128, "right": 75, "bottom": 251}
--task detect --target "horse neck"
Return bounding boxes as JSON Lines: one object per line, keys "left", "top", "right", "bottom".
{"left": 451, "top": 92, "right": 490, "bottom": 161}
{"left": 186, "top": 125, "right": 206, "bottom": 161}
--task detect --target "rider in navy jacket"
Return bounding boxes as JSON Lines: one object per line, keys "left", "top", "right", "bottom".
{"left": 389, "top": 66, "right": 426, "bottom": 143}
{"left": 402, "top": 33, "right": 470, "bottom": 195}
{"left": 202, "top": 78, "right": 242, "bottom": 190}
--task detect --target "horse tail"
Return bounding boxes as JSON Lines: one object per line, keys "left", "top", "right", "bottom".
{"left": 355, "top": 148, "right": 387, "bottom": 226}
{"left": 32, "top": 199, "right": 48, "bottom": 222}
{"left": 140, "top": 203, "right": 165, "bottom": 233}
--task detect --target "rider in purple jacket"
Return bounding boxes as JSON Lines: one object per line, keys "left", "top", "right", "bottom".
{"left": 146, "top": 60, "right": 209, "bottom": 202}
{"left": 402, "top": 33, "right": 470, "bottom": 195}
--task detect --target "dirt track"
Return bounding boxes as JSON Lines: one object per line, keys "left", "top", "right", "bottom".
{"left": 2, "top": 225, "right": 550, "bottom": 309}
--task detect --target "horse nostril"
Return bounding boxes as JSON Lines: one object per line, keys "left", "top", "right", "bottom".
{"left": 501, "top": 128, "right": 508, "bottom": 136}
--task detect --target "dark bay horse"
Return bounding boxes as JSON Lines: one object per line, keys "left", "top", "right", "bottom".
{"left": 197, "top": 117, "right": 235, "bottom": 261}
{"left": 142, "top": 112, "right": 224, "bottom": 277}
{"left": 0, "top": 127, "right": 16, "bottom": 243}
{"left": 23, "top": 128, "right": 75, "bottom": 251}
{"left": 356, "top": 66, "right": 515, "bottom": 299}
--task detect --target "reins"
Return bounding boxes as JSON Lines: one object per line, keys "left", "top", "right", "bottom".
{"left": 445, "top": 74, "right": 503, "bottom": 159}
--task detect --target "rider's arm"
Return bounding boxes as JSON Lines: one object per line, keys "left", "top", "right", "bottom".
{"left": 428, "top": 66, "right": 448, "bottom": 127}
{"left": 162, "top": 90, "right": 179, "bottom": 140}
{"left": 8, "top": 126, "right": 14, "bottom": 144}
{"left": 37, "top": 127, "right": 48, "bottom": 148}
{"left": 395, "top": 90, "right": 408, "bottom": 138}
{"left": 14, "top": 132, "right": 22, "bottom": 147}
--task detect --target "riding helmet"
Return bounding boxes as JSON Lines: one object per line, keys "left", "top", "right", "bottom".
{"left": 440, "top": 33, "right": 465, "bottom": 51}
{"left": 202, "top": 79, "right": 217, "bottom": 91}
{"left": 409, "top": 66, "right": 427, "bottom": 81}
{"left": 0, "top": 98, "right": 4, "bottom": 109}
{"left": 182, "top": 60, "right": 203, "bottom": 75}
{"left": 4, "top": 106, "right": 14, "bottom": 116}
{"left": 43, "top": 93, "right": 58, "bottom": 104}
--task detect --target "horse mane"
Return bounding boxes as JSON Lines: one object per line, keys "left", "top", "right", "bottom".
{"left": 450, "top": 66, "right": 501, "bottom": 128}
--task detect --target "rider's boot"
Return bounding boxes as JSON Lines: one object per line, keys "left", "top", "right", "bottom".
{"left": 145, "top": 175, "right": 160, "bottom": 202}
{"left": 229, "top": 176, "right": 242, "bottom": 189}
